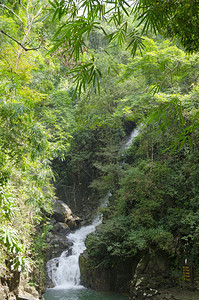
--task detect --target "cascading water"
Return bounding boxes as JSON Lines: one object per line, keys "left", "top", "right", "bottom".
{"left": 121, "top": 124, "right": 142, "bottom": 151}
{"left": 46, "top": 214, "right": 102, "bottom": 289}
{"left": 45, "top": 127, "right": 141, "bottom": 299}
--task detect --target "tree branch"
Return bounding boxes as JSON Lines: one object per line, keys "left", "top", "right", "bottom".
{"left": 164, "top": 61, "right": 180, "bottom": 86}
{"left": 0, "top": 29, "right": 41, "bottom": 51}
{"left": 165, "top": 60, "right": 180, "bottom": 72}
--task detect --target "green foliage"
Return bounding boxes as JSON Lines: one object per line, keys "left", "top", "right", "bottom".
{"left": 134, "top": 0, "right": 199, "bottom": 53}
{"left": 85, "top": 216, "right": 133, "bottom": 268}
{"left": 0, "top": 1, "right": 59, "bottom": 280}
{"left": 50, "top": 17, "right": 101, "bottom": 61}
{"left": 118, "top": 37, "right": 199, "bottom": 150}
{"left": 0, "top": 227, "right": 29, "bottom": 272}
{"left": 47, "top": 0, "right": 199, "bottom": 98}
{"left": 85, "top": 123, "right": 199, "bottom": 276}
{"left": 0, "top": 0, "right": 199, "bottom": 290}
{"left": 67, "top": 56, "right": 102, "bottom": 98}
{"left": 31, "top": 222, "right": 53, "bottom": 289}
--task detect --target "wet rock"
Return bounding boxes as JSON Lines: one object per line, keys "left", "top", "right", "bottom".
{"left": 46, "top": 257, "right": 59, "bottom": 288}
{"left": 67, "top": 215, "right": 82, "bottom": 230}
{"left": 51, "top": 222, "right": 70, "bottom": 236}
{"left": 46, "top": 233, "right": 73, "bottom": 260}
{"left": 47, "top": 202, "right": 82, "bottom": 260}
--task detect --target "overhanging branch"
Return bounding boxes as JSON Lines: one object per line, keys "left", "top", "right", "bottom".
{"left": 0, "top": 29, "right": 41, "bottom": 51}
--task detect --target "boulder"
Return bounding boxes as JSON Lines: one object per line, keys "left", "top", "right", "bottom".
{"left": 52, "top": 201, "right": 82, "bottom": 229}
{"left": 8, "top": 293, "right": 16, "bottom": 300}
{"left": 51, "top": 222, "right": 70, "bottom": 236}
{"left": 52, "top": 201, "right": 72, "bottom": 223}
{"left": 18, "top": 280, "right": 41, "bottom": 300}
{"left": 46, "top": 203, "right": 82, "bottom": 270}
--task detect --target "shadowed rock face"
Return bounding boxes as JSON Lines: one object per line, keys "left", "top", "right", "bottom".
{"left": 79, "top": 252, "right": 139, "bottom": 293}
{"left": 46, "top": 232, "right": 73, "bottom": 260}
{"left": 79, "top": 249, "right": 178, "bottom": 299}
{"left": 129, "top": 251, "right": 170, "bottom": 299}
{"left": 46, "top": 200, "right": 83, "bottom": 260}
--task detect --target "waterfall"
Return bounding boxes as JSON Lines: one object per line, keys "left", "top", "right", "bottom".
{"left": 121, "top": 124, "right": 142, "bottom": 151}
{"left": 47, "top": 215, "right": 102, "bottom": 289}
{"left": 46, "top": 193, "right": 110, "bottom": 289}
{"left": 46, "top": 127, "right": 140, "bottom": 290}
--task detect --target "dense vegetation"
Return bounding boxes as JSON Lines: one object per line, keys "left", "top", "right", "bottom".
{"left": 81, "top": 39, "right": 199, "bottom": 286}
{"left": 0, "top": 0, "right": 198, "bottom": 295}
{"left": 0, "top": 0, "right": 73, "bottom": 290}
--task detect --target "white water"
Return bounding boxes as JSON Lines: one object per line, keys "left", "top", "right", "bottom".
{"left": 47, "top": 127, "right": 140, "bottom": 290}
{"left": 47, "top": 215, "right": 102, "bottom": 289}
{"left": 46, "top": 191, "right": 111, "bottom": 289}
{"left": 122, "top": 124, "right": 142, "bottom": 150}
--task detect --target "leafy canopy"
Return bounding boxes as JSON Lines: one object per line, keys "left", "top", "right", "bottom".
{"left": 48, "top": 0, "right": 199, "bottom": 97}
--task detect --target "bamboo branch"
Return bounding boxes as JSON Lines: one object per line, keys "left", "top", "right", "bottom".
{"left": 32, "top": 6, "right": 42, "bottom": 22}
{"left": 0, "top": 29, "right": 41, "bottom": 51}
{"left": 17, "top": 1, "right": 43, "bottom": 58}
{"left": 0, "top": 4, "right": 23, "bottom": 24}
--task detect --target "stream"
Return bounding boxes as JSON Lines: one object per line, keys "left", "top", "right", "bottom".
{"left": 44, "top": 127, "right": 140, "bottom": 300}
